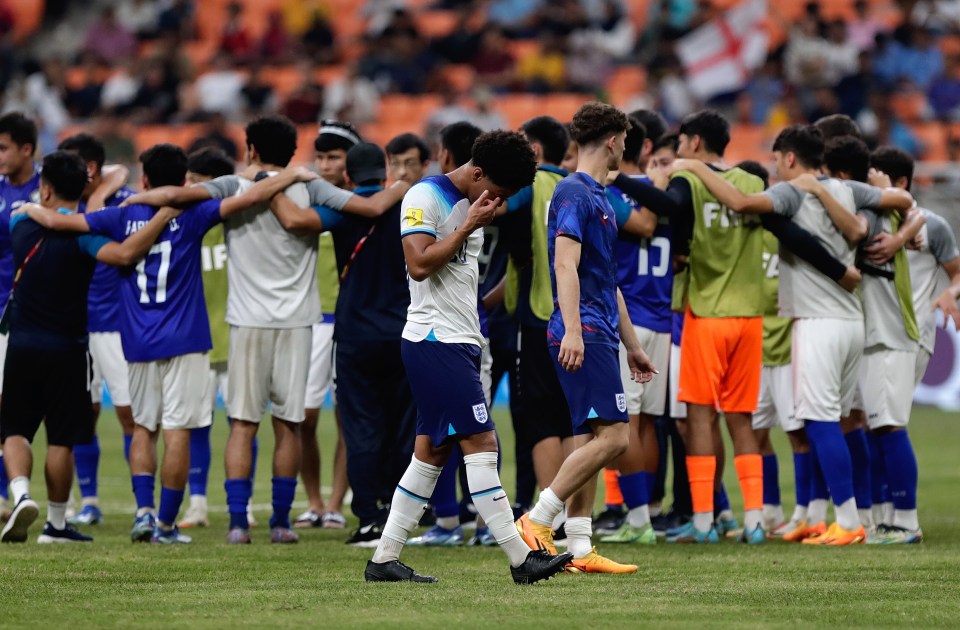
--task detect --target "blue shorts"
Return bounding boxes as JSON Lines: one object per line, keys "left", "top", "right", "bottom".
{"left": 552, "top": 343, "right": 628, "bottom": 435}
{"left": 401, "top": 339, "right": 493, "bottom": 447}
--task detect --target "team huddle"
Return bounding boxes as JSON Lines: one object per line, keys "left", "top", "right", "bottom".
{"left": 0, "top": 99, "right": 954, "bottom": 583}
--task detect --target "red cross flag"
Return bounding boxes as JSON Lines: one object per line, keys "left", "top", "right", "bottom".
{"left": 676, "top": 0, "right": 769, "bottom": 100}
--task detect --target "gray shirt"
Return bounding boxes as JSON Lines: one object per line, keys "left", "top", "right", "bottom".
{"left": 306, "top": 178, "right": 354, "bottom": 210}
{"left": 908, "top": 208, "right": 960, "bottom": 353}
{"left": 764, "top": 178, "right": 862, "bottom": 320}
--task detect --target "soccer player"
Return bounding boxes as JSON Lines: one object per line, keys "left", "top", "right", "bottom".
{"left": 0, "top": 112, "right": 41, "bottom": 519}
{"left": 57, "top": 132, "right": 137, "bottom": 526}
{"left": 365, "top": 130, "right": 573, "bottom": 584}
{"left": 0, "top": 151, "right": 178, "bottom": 543}
{"left": 22, "top": 145, "right": 318, "bottom": 544}
{"left": 516, "top": 102, "right": 657, "bottom": 572}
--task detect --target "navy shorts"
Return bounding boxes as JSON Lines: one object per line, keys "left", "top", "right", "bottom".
{"left": 552, "top": 343, "right": 628, "bottom": 435}
{"left": 401, "top": 339, "right": 494, "bottom": 447}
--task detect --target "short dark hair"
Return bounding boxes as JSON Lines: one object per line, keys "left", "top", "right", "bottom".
{"left": 772, "top": 125, "right": 824, "bottom": 169}
{"left": 140, "top": 143, "right": 188, "bottom": 188}
{"left": 568, "top": 102, "right": 630, "bottom": 146}
{"left": 622, "top": 116, "right": 648, "bottom": 165}
{"left": 0, "top": 112, "right": 38, "bottom": 151}
{"left": 520, "top": 115, "right": 569, "bottom": 165}
{"left": 41, "top": 151, "right": 88, "bottom": 202}
{"left": 678, "top": 110, "right": 730, "bottom": 156}
{"left": 825, "top": 136, "right": 870, "bottom": 182}
{"left": 630, "top": 109, "right": 668, "bottom": 144}
{"left": 654, "top": 133, "right": 679, "bottom": 153}
{"left": 814, "top": 114, "right": 863, "bottom": 142}
{"left": 187, "top": 147, "right": 235, "bottom": 179}
{"left": 871, "top": 145, "right": 915, "bottom": 190}
{"left": 246, "top": 115, "right": 298, "bottom": 167}
{"left": 440, "top": 121, "right": 483, "bottom": 168}
{"left": 735, "top": 160, "right": 770, "bottom": 189}
{"left": 59, "top": 133, "right": 106, "bottom": 170}
{"left": 385, "top": 133, "right": 431, "bottom": 162}
{"left": 472, "top": 130, "right": 537, "bottom": 193}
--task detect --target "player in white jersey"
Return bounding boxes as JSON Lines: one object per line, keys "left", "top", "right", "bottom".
{"left": 366, "top": 131, "right": 573, "bottom": 585}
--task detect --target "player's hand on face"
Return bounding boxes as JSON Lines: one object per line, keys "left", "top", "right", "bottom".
{"left": 627, "top": 346, "right": 657, "bottom": 383}
{"left": 465, "top": 190, "right": 500, "bottom": 231}
{"left": 933, "top": 291, "right": 960, "bottom": 331}
{"left": 839, "top": 265, "right": 862, "bottom": 292}
{"left": 868, "top": 168, "right": 892, "bottom": 189}
{"left": 558, "top": 332, "right": 584, "bottom": 373}
{"left": 646, "top": 163, "right": 669, "bottom": 190}
{"left": 864, "top": 231, "right": 900, "bottom": 265}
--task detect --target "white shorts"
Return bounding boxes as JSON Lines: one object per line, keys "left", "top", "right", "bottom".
{"left": 129, "top": 352, "right": 212, "bottom": 432}
{"left": 89, "top": 331, "right": 131, "bottom": 406}
{"left": 208, "top": 361, "right": 229, "bottom": 418}
{"left": 619, "top": 326, "right": 670, "bottom": 416}
{"left": 305, "top": 322, "right": 336, "bottom": 409}
{"left": 0, "top": 331, "right": 7, "bottom": 392}
{"left": 753, "top": 363, "right": 801, "bottom": 432}
{"left": 792, "top": 318, "right": 864, "bottom": 422}
{"left": 481, "top": 339, "right": 494, "bottom": 406}
{"left": 228, "top": 326, "right": 312, "bottom": 423}
{"left": 669, "top": 343, "right": 687, "bottom": 419}
{"left": 915, "top": 348, "right": 932, "bottom": 388}
{"left": 860, "top": 347, "right": 916, "bottom": 429}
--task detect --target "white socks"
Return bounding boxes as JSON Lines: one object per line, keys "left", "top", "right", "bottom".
{"left": 464, "top": 452, "right": 530, "bottom": 567}
{"left": 692, "top": 512, "right": 713, "bottom": 533}
{"left": 436, "top": 516, "right": 459, "bottom": 530}
{"left": 763, "top": 504, "right": 785, "bottom": 527}
{"left": 626, "top": 504, "right": 650, "bottom": 528}
{"left": 790, "top": 505, "right": 808, "bottom": 523}
{"left": 834, "top": 498, "right": 860, "bottom": 531}
{"left": 10, "top": 476, "right": 30, "bottom": 504}
{"left": 190, "top": 494, "right": 208, "bottom": 511}
{"left": 48, "top": 501, "right": 67, "bottom": 530}
{"left": 565, "top": 516, "right": 593, "bottom": 558}
{"left": 858, "top": 508, "right": 875, "bottom": 530}
{"left": 893, "top": 509, "right": 919, "bottom": 531}
{"left": 372, "top": 457, "right": 441, "bottom": 564}
{"left": 529, "top": 487, "right": 564, "bottom": 527}
{"left": 873, "top": 501, "right": 894, "bottom": 526}
{"left": 743, "top": 509, "right": 763, "bottom": 531}
{"left": 807, "top": 499, "right": 828, "bottom": 524}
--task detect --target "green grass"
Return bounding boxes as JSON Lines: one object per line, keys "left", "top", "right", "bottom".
{"left": 1, "top": 406, "right": 959, "bottom": 628}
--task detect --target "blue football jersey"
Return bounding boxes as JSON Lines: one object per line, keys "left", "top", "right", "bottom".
{"left": 609, "top": 177, "right": 673, "bottom": 334}
{"left": 84, "top": 200, "right": 222, "bottom": 362}
{"left": 0, "top": 165, "right": 42, "bottom": 305}
{"left": 547, "top": 172, "right": 620, "bottom": 349}
{"left": 83, "top": 186, "right": 135, "bottom": 333}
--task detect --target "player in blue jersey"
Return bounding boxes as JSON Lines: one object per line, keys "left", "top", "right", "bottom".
{"left": 0, "top": 151, "right": 180, "bottom": 544}
{"left": 19, "top": 144, "right": 318, "bottom": 544}
{"left": 0, "top": 112, "right": 42, "bottom": 519}
{"left": 517, "top": 103, "right": 657, "bottom": 573}
{"left": 365, "top": 130, "right": 572, "bottom": 585}
{"left": 57, "top": 132, "right": 138, "bottom": 526}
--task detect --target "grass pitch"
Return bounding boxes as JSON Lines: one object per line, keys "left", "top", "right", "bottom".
{"left": 0, "top": 406, "right": 958, "bottom": 629}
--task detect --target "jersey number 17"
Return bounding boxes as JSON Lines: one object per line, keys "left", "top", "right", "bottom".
{"left": 136, "top": 241, "right": 172, "bottom": 304}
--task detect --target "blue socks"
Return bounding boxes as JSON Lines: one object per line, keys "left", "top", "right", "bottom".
{"left": 762, "top": 453, "right": 780, "bottom": 506}
{"left": 880, "top": 430, "right": 918, "bottom": 510}
{"left": 618, "top": 471, "right": 651, "bottom": 509}
{"left": 432, "top": 447, "right": 461, "bottom": 519}
{"left": 189, "top": 425, "right": 212, "bottom": 496}
{"left": 269, "top": 477, "right": 297, "bottom": 529}
{"left": 250, "top": 435, "right": 259, "bottom": 484}
{"left": 225, "top": 478, "right": 252, "bottom": 530}
{"left": 158, "top": 487, "right": 185, "bottom": 527}
{"left": 844, "top": 428, "right": 872, "bottom": 510}
{"left": 123, "top": 434, "right": 132, "bottom": 463}
{"left": 868, "top": 431, "right": 889, "bottom": 505}
{"left": 74, "top": 436, "right": 100, "bottom": 499}
{"left": 0, "top": 451, "right": 9, "bottom": 500}
{"left": 793, "top": 452, "right": 811, "bottom": 507}
{"left": 809, "top": 447, "right": 830, "bottom": 502}
{"left": 132, "top": 474, "right": 155, "bottom": 511}
{"left": 805, "top": 421, "right": 855, "bottom": 506}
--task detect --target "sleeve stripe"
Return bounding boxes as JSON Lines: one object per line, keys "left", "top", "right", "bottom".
{"left": 401, "top": 228, "right": 438, "bottom": 238}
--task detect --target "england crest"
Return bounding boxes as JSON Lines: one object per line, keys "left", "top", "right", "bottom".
{"left": 472, "top": 404, "right": 489, "bottom": 424}
{"left": 616, "top": 394, "right": 627, "bottom": 413}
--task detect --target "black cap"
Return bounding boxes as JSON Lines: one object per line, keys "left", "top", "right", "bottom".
{"left": 346, "top": 142, "right": 386, "bottom": 183}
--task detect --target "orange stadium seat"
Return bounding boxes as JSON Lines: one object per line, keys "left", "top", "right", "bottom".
{"left": 9, "top": 0, "right": 44, "bottom": 44}
{"left": 724, "top": 125, "right": 770, "bottom": 165}
{"left": 890, "top": 91, "right": 931, "bottom": 122}
{"left": 416, "top": 11, "right": 457, "bottom": 39}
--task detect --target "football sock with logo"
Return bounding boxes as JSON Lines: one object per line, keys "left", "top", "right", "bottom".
{"left": 603, "top": 468, "right": 624, "bottom": 511}
{"left": 881, "top": 430, "right": 919, "bottom": 531}
{"left": 465, "top": 452, "right": 530, "bottom": 567}
{"left": 74, "top": 436, "right": 100, "bottom": 503}
{"left": 805, "top": 421, "right": 859, "bottom": 530}
{"left": 132, "top": 474, "right": 155, "bottom": 516}
{"left": 157, "top": 487, "right": 185, "bottom": 529}
{"left": 618, "top": 471, "right": 650, "bottom": 528}
{"left": 687, "top": 456, "right": 715, "bottom": 533}
{"left": 270, "top": 477, "right": 297, "bottom": 529}
{"left": 529, "top": 487, "right": 565, "bottom": 527}
{"left": 225, "top": 478, "right": 251, "bottom": 530}
{"left": 373, "top": 457, "right": 442, "bottom": 564}
{"left": 188, "top": 425, "right": 212, "bottom": 497}
{"left": 735, "top": 455, "right": 764, "bottom": 531}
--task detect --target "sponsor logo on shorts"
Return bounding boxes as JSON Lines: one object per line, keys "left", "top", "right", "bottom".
{"left": 616, "top": 393, "right": 627, "bottom": 413}
{"left": 472, "top": 403, "right": 488, "bottom": 423}
{"left": 406, "top": 208, "right": 423, "bottom": 227}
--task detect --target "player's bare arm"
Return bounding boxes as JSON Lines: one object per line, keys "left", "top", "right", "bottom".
{"left": 616, "top": 287, "right": 656, "bottom": 383}
{"left": 121, "top": 183, "right": 211, "bottom": 208}
{"left": 87, "top": 164, "right": 129, "bottom": 212}
{"left": 482, "top": 276, "right": 506, "bottom": 311}
{"left": 933, "top": 256, "right": 960, "bottom": 330}
{"left": 554, "top": 234, "right": 583, "bottom": 373}
{"left": 865, "top": 207, "right": 926, "bottom": 265}
{"left": 269, "top": 192, "right": 325, "bottom": 233}
{"left": 403, "top": 190, "right": 499, "bottom": 282}
{"left": 867, "top": 168, "right": 915, "bottom": 214}
{"left": 790, "top": 173, "right": 868, "bottom": 243}
{"left": 670, "top": 158, "right": 773, "bottom": 214}
{"left": 342, "top": 180, "right": 410, "bottom": 218}
{"left": 218, "top": 166, "right": 319, "bottom": 218}
{"left": 95, "top": 206, "right": 183, "bottom": 266}
{"left": 620, "top": 207, "right": 657, "bottom": 238}
{"left": 17, "top": 202, "right": 91, "bottom": 232}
